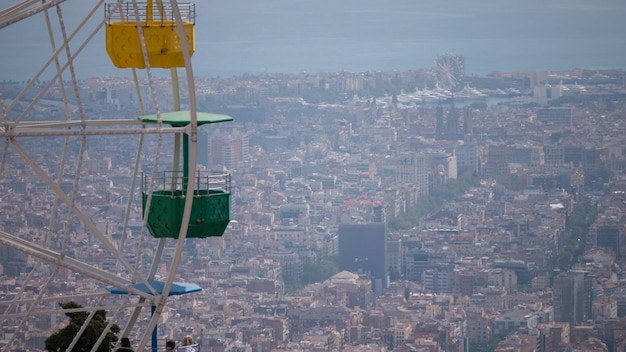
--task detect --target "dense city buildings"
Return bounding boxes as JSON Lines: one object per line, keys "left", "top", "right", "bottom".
{"left": 2, "top": 65, "right": 626, "bottom": 351}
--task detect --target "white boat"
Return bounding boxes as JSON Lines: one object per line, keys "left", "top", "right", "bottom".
{"left": 454, "top": 84, "right": 487, "bottom": 100}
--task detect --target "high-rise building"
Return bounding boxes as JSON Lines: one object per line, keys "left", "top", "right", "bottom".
{"left": 372, "top": 204, "right": 386, "bottom": 223}
{"left": 435, "top": 105, "right": 445, "bottom": 140}
{"left": 596, "top": 224, "right": 621, "bottom": 259}
{"left": 396, "top": 153, "right": 429, "bottom": 195}
{"left": 494, "top": 260, "right": 532, "bottom": 287}
{"left": 387, "top": 239, "right": 402, "bottom": 280}
{"left": 206, "top": 129, "right": 250, "bottom": 169}
{"left": 198, "top": 128, "right": 209, "bottom": 168}
{"left": 423, "top": 264, "right": 454, "bottom": 293}
{"left": 553, "top": 270, "right": 592, "bottom": 325}
{"left": 462, "top": 106, "right": 473, "bottom": 135}
{"left": 404, "top": 250, "right": 429, "bottom": 283}
{"left": 454, "top": 135, "right": 479, "bottom": 174}
{"left": 483, "top": 144, "right": 508, "bottom": 181}
{"left": 446, "top": 104, "right": 459, "bottom": 140}
{"left": 338, "top": 223, "right": 388, "bottom": 293}
{"left": 533, "top": 84, "right": 550, "bottom": 105}
{"left": 466, "top": 310, "right": 491, "bottom": 345}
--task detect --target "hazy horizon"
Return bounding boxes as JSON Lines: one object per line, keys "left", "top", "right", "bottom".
{"left": 1, "top": 0, "right": 625, "bottom": 81}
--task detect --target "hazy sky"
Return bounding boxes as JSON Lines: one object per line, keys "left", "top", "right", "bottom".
{"left": 1, "top": 0, "right": 625, "bottom": 80}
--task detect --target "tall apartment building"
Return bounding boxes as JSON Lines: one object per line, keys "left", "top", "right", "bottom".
{"left": 422, "top": 264, "right": 454, "bottom": 293}
{"left": 392, "top": 322, "right": 413, "bottom": 349}
{"left": 404, "top": 250, "right": 429, "bottom": 283}
{"left": 204, "top": 129, "right": 250, "bottom": 169}
{"left": 466, "top": 310, "right": 492, "bottom": 346}
{"left": 396, "top": 153, "right": 429, "bottom": 195}
{"left": 266, "top": 249, "right": 302, "bottom": 283}
{"left": 454, "top": 135, "right": 479, "bottom": 174}
{"left": 483, "top": 144, "right": 508, "bottom": 181}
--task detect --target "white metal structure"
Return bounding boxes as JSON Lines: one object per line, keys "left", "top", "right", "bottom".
{"left": 434, "top": 53, "right": 465, "bottom": 92}
{"left": 0, "top": 1, "right": 201, "bottom": 351}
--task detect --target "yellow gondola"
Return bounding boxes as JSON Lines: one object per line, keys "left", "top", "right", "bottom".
{"left": 105, "top": 1, "right": 195, "bottom": 68}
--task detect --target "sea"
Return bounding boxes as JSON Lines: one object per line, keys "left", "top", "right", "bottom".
{"left": 1, "top": 0, "right": 626, "bottom": 81}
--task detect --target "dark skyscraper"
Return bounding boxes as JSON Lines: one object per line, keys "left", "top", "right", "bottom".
{"left": 553, "top": 270, "right": 592, "bottom": 325}
{"left": 596, "top": 225, "right": 621, "bottom": 259}
{"left": 338, "top": 223, "right": 388, "bottom": 293}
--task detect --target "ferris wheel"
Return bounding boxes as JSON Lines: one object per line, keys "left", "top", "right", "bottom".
{"left": 433, "top": 53, "right": 465, "bottom": 92}
{"left": 0, "top": 1, "right": 231, "bottom": 351}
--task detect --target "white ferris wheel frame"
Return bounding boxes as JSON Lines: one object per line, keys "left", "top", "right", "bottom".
{"left": 435, "top": 54, "right": 463, "bottom": 91}
{"left": 0, "top": 1, "right": 200, "bottom": 351}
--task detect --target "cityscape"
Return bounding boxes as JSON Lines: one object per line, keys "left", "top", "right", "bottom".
{"left": 2, "top": 1, "right": 626, "bottom": 352}
{"left": 3, "top": 54, "right": 626, "bottom": 351}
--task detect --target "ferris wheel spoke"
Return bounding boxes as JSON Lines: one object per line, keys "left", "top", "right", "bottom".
{"left": 7, "top": 3, "right": 104, "bottom": 125}
{"left": 0, "top": 1, "right": 233, "bottom": 350}
{"left": 8, "top": 139, "right": 139, "bottom": 275}
{"left": 0, "top": 0, "right": 69, "bottom": 29}
{"left": 0, "top": 230, "right": 152, "bottom": 297}
{"left": 434, "top": 53, "right": 464, "bottom": 91}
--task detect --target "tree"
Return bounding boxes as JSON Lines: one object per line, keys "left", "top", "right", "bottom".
{"left": 45, "top": 301, "right": 120, "bottom": 352}
{"left": 550, "top": 198, "right": 597, "bottom": 271}
{"left": 300, "top": 257, "right": 339, "bottom": 285}
{"left": 388, "top": 167, "right": 477, "bottom": 231}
